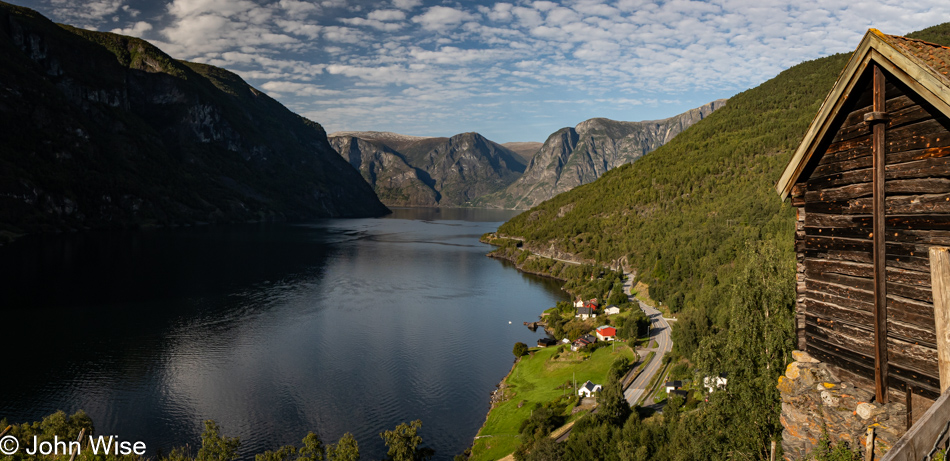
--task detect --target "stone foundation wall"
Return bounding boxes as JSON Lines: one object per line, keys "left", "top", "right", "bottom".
{"left": 778, "top": 351, "right": 908, "bottom": 460}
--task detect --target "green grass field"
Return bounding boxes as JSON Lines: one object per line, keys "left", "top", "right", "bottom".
{"left": 470, "top": 343, "right": 635, "bottom": 461}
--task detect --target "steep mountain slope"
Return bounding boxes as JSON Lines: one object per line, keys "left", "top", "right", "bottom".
{"left": 480, "top": 100, "right": 725, "bottom": 209}
{"left": 498, "top": 56, "right": 846, "bottom": 331}
{"left": 330, "top": 136, "right": 439, "bottom": 206}
{"left": 498, "top": 23, "right": 950, "bottom": 343}
{"left": 0, "top": 1, "right": 387, "bottom": 238}
{"left": 328, "top": 131, "right": 526, "bottom": 207}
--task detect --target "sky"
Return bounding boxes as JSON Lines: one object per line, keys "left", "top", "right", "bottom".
{"left": 10, "top": 0, "right": 950, "bottom": 143}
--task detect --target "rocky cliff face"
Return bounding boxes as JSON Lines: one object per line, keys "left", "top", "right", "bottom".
{"left": 329, "top": 136, "right": 439, "bottom": 206}
{"left": 0, "top": 1, "right": 387, "bottom": 238}
{"left": 477, "top": 100, "right": 726, "bottom": 209}
{"left": 328, "top": 131, "right": 525, "bottom": 207}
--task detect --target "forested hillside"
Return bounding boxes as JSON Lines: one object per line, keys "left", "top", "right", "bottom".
{"left": 497, "top": 22, "right": 950, "bottom": 460}
{"left": 0, "top": 2, "right": 387, "bottom": 239}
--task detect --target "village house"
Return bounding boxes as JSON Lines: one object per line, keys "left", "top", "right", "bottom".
{"left": 577, "top": 380, "right": 602, "bottom": 397}
{"left": 664, "top": 380, "right": 683, "bottom": 393}
{"left": 604, "top": 305, "right": 621, "bottom": 315}
{"left": 595, "top": 325, "right": 617, "bottom": 341}
{"left": 703, "top": 374, "right": 728, "bottom": 393}
{"left": 575, "top": 305, "right": 597, "bottom": 320}
{"left": 571, "top": 337, "right": 591, "bottom": 352}
{"left": 537, "top": 337, "right": 557, "bottom": 348}
{"left": 776, "top": 28, "right": 950, "bottom": 458}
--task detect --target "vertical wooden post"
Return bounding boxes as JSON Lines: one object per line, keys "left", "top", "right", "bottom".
{"left": 866, "top": 426, "right": 875, "bottom": 461}
{"left": 929, "top": 246, "right": 950, "bottom": 393}
{"left": 770, "top": 440, "right": 776, "bottom": 461}
{"left": 872, "top": 63, "right": 889, "bottom": 403}
{"left": 68, "top": 428, "right": 85, "bottom": 461}
{"left": 906, "top": 385, "right": 913, "bottom": 430}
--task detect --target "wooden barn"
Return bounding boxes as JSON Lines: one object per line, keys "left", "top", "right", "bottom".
{"left": 777, "top": 28, "right": 950, "bottom": 411}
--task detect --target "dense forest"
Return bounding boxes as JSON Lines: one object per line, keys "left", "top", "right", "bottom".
{"left": 495, "top": 22, "right": 950, "bottom": 460}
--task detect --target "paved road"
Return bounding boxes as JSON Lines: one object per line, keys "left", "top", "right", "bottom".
{"left": 622, "top": 273, "right": 673, "bottom": 406}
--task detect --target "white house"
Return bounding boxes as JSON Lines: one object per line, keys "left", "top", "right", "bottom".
{"left": 577, "top": 380, "right": 602, "bottom": 397}
{"left": 575, "top": 306, "right": 597, "bottom": 320}
{"left": 664, "top": 380, "right": 683, "bottom": 393}
{"left": 573, "top": 300, "right": 584, "bottom": 308}
{"left": 704, "top": 374, "right": 728, "bottom": 393}
{"left": 604, "top": 305, "right": 621, "bottom": 315}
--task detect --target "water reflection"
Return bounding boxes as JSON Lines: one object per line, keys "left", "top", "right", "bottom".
{"left": 0, "top": 209, "right": 565, "bottom": 460}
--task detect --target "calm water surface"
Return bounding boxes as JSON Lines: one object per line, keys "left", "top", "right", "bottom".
{"left": 0, "top": 208, "right": 567, "bottom": 460}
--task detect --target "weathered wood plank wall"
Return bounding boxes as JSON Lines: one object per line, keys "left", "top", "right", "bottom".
{"left": 792, "top": 67, "right": 950, "bottom": 399}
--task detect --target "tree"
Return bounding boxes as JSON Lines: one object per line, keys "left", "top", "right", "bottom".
{"left": 255, "top": 445, "right": 297, "bottom": 461}
{"left": 298, "top": 432, "right": 325, "bottom": 461}
{"left": 326, "top": 433, "right": 359, "bottom": 461}
{"left": 596, "top": 379, "right": 632, "bottom": 426}
{"left": 513, "top": 342, "right": 529, "bottom": 358}
{"left": 197, "top": 420, "right": 241, "bottom": 461}
{"left": 380, "top": 420, "right": 433, "bottom": 461}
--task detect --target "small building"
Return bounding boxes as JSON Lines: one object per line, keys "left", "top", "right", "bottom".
{"left": 664, "top": 380, "right": 683, "bottom": 393}
{"left": 582, "top": 334, "right": 597, "bottom": 344}
{"left": 776, "top": 28, "right": 950, "bottom": 404}
{"left": 575, "top": 306, "right": 597, "bottom": 320}
{"left": 595, "top": 325, "right": 617, "bottom": 341}
{"left": 577, "top": 380, "right": 602, "bottom": 397}
{"left": 537, "top": 337, "right": 557, "bottom": 348}
{"left": 571, "top": 336, "right": 594, "bottom": 352}
{"left": 703, "top": 374, "right": 728, "bottom": 393}
{"left": 573, "top": 299, "right": 584, "bottom": 308}
{"left": 604, "top": 305, "right": 621, "bottom": 315}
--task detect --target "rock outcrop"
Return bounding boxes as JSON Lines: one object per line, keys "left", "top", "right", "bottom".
{"left": 779, "top": 350, "right": 907, "bottom": 460}
{"left": 0, "top": 1, "right": 387, "bottom": 237}
{"left": 476, "top": 100, "right": 726, "bottom": 209}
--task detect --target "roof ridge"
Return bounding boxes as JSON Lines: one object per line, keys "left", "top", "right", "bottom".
{"left": 885, "top": 33, "right": 950, "bottom": 51}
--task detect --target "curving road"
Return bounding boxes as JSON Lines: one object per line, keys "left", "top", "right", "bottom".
{"left": 622, "top": 273, "right": 673, "bottom": 406}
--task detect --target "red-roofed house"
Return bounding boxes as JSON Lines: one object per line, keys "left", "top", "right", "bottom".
{"left": 595, "top": 325, "right": 616, "bottom": 341}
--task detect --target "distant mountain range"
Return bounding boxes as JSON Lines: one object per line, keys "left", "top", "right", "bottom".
{"left": 477, "top": 100, "right": 726, "bottom": 209}
{"left": 328, "top": 131, "right": 526, "bottom": 207}
{"left": 330, "top": 102, "right": 724, "bottom": 209}
{"left": 0, "top": 1, "right": 387, "bottom": 238}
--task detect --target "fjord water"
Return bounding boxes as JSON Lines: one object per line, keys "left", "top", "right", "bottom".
{"left": 0, "top": 208, "right": 566, "bottom": 460}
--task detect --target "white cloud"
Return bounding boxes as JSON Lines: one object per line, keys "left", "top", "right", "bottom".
{"left": 50, "top": 0, "right": 125, "bottom": 22}
{"left": 279, "top": 0, "right": 320, "bottom": 16}
{"left": 392, "top": 0, "right": 422, "bottom": 10}
{"left": 33, "top": 0, "right": 950, "bottom": 142}
{"left": 275, "top": 19, "right": 322, "bottom": 39}
{"left": 340, "top": 17, "right": 405, "bottom": 31}
{"left": 323, "top": 25, "right": 366, "bottom": 43}
{"left": 411, "top": 6, "right": 478, "bottom": 31}
{"left": 110, "top": 21, "right": 153, "bottom": 37}
{"left": 368, "top": 9, "right": 406, "bottom": 21}
{"left": 261, "top": 81, "right": 341, "bottom": 96}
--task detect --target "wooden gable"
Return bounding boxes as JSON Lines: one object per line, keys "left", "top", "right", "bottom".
{"left": 778, "top": 29, "right": 950, "bottom": 402}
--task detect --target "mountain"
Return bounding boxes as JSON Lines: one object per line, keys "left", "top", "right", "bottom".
{"left": 496, "top": 22, "right": 950, "bottom": 350}
{"left": 0, "top": 1, "right": 387, "bottom": 239}
{"left": 501, "top": 142, "right": 543, "bottom": 164}
{"left": 478, "top": 100, "right": 726, "bottom": 209}
{"left": 328, "top": 131, "right": 526, "bottom": 207}
{"left": 331, "top": 135, "right": 439, "bottom": 206}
